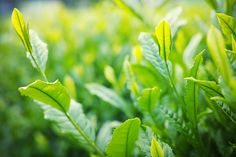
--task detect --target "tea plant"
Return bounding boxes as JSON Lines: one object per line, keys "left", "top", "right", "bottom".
{"left": 12, "top": 0, "right": 236, "bottom": 156}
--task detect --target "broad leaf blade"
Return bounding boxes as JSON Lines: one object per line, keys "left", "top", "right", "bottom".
{"left": 39, "top": 99, "right": 96, "bottom": 150}
{"left": 19, "top": 80, "right": 70, "bottom": 112}
{"left": 138, "top": 33, "right": 171, "bottom": 79}
{"left": 138, "top": 87, "right": 160, "bottom": 113}
{"left": 216, "top": 13, "right": 236, "bottom": 41}
{"left": 106, "top": 118, "right": 141, "bottom": 157}
{"left": 207, "top": 26, "right": 232, "bottom": 84}
{"left": 155, "top": 20, "right": 171, "bottom": 62}
{"left": 150, "top": 137, "right": 164, "bottom": 157}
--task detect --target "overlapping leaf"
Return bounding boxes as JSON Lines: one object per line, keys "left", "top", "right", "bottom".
{"left": 106, "top": 118, "right": 141, "bottom": 157}
{"left": 138, "top": 33, "right": 171, "bottom": 79}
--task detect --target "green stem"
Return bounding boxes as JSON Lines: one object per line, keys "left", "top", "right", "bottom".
{"left": 165, "top": 62, "right": 185, "bottom": 106}
{"left": 30, "top": 53, "right": 48, "bottom": 82}
{"left": 65, "top": 113, "right": 105, "bottom": 157}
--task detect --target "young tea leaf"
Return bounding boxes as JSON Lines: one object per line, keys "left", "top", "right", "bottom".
{"left": 138, "top": 33, "right": 171, "bottom": 79}
{"left": 19, "top": 80, "right": 70, "bottom": 112}
{"left": 155, "top": 20, "right": 171, "bottom": 62}
{"left": 106, "top": 118, "right": 141, "bottom": 157}
{"left": 216, "top": 13, "right": 236, "bottom": 41}
{"left": 185, "top": 77, "right": 223, "bottom": 97}
{"left": 11, "top": 8, "right": 32, "bottom": 53}
{"left": 207, "top": 26, "right": 232, "bottom": 84}
{"left": 138, "top": 87, "right": 160, "bottom": 113}
{"left": 150, "top": 137, "right": 164, "bottom": 157}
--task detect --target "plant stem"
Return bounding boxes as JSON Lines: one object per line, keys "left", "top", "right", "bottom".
{"left": 30, "top": 53, "right": 48, "bottom": 82}
{"left": 65, "top": 113, "right": 105, "bottom": 157}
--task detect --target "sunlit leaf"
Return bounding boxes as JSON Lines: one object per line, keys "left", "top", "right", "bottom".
{"left": 150, "top": 137, "right": 164, "bottom": 157}
{"left": 19, "top": 80, "right": 70, "bottom": 112}
{"left": 155, "top": 20, "right": 171, "bottom": 62}
{"left": 207, "top": 26, "right": 232, "bottom": 84}
{"left": 11, "top": 8, "right": 32, "bottom": 52}
{"left": 216, "top": 13, "right": 236, "bottom": 42}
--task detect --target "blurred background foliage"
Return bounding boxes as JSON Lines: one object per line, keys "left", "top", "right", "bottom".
{"left": 0, "top": 0, "right": 234, "bottom": 156}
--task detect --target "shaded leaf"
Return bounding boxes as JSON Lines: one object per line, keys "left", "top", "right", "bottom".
{"left": 96, "top": 121, "right": 121, "bottom": 151}
{"left": 86, "top": 83, "right": 132, "bottom": 116}
{"left": 131, "top": 64, "right": 160, "bottom": 87}
{"left": 19, "top": 80, "right": 70, "bottom": 112}
{"left": 184, "top": 51, "right": 203, "bottom": 124}
{"left": 106, "top": 118, "right": 141, "bottom": 157}
{"left": 39, "top": 99, "right": 96, "bottom": 150}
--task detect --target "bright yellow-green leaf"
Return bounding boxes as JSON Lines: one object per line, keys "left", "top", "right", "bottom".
{"left": 19, "top": 80, "right": 70, "bottom": 112}
{"left": 11, "top": 8, "right": 32, "bottom": 53}
{"left": 150, "top": 137, "right": 164, "bottom": 157}
{"left": 207, "top": 26, "right": 232, "bottom": 84}
{"left": 155, "top": 20, "right": 171, "bottom": 61}
{"left": 216, "top": 13, "right": 236, "bottom": 42}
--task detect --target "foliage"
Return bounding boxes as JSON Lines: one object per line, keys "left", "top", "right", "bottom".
{"left": 1, "top": 0, "right": 236, "bottom": 156}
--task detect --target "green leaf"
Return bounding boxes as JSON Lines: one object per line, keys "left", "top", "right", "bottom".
{"left": 211, "top": 97, "right": 236, "bottom": 125}
{"left": 19, "top": 80, "right": 70, "bottom": 112}
{"left": 106, "top": 118, "right": 141, "bottom": 157}
{"left": 39, "top": 99, "right": 96, "bottom": 150}
{"left": 96, "top": 121, "right": 121, "bottom": 151}
{"left": 131, "top": 64, "right": 160, "bottom": 87}
{"left": 86, "top": 83, "right": 132, "bottom": 117}
{"left": 114, "top": 0, "right": 144, "bottom": 23}
{"left": 183, "top": 33, "right": 203, "bottom": 66}
{"left": 216, "top": 13, "right": 236, "bottom": 41}
{"left": 136, "top": 126, "right": 154, "bottom": 157}
{"left": 138, "top": 87, "right": 160, "bottom": 113}
{"left": 207, "top": 26, "right": 232, "bottom": 84}
{"left": 104, "top": 65, "right": 117, "bottom": 86}
{"left": 155, "top": 20, "right": 171, "bottom": 62}
{"left": 150, "top": 137, "right": 164, "bottom": 157}
{"left": 184, "top": 77, "right": 223, "bottom": 97}
{"left": 64, "top": 75, "right": 77, "bottom": 99}
{"left": 26, "top": 30, "right": 48, "bottom": 73}
{"left": 138, "top": 33, "right": 171, "bottom": 79}
{"left": 184, "top": 51, "right": 203, "bottom": 124}
{"left": 11, "top": 8, "right": 32, "bottom": 53}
